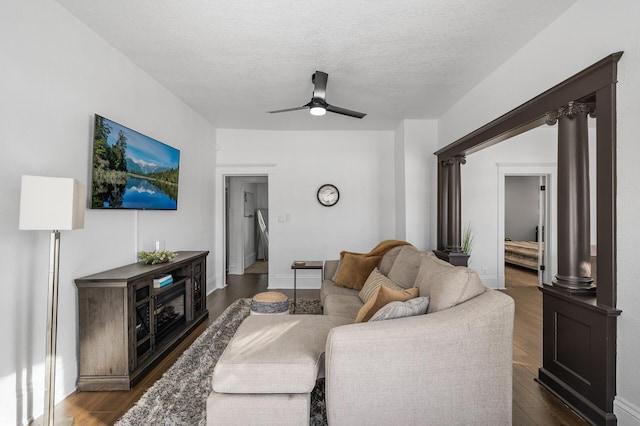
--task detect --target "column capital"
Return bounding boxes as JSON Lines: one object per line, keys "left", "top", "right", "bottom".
{"left": 545, "top": 101, "right": 596, "bottom": 125}
{"left": 441, "top": 156, "right": 467, "bottom": 167}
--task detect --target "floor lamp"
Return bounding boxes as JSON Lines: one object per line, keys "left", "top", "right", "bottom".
{"left": 19, "top": 175, "right": 85, "bottom": 426}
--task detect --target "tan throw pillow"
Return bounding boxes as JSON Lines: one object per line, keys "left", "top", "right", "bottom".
{"left": 355, "top": 285, "right": 419, "bottom": 323}
{"left": 334, "top": 253, "right": 382, "bottom": 291}
{"left": 358, "top": 268, "right": 404, "bottom": 303}
{"left": 414, "top": 255, "right": 486, "bottom": 313}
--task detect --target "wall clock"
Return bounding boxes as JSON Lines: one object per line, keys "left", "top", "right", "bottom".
{"left": 317, "top": 184, "right": 340, "bottom": 207}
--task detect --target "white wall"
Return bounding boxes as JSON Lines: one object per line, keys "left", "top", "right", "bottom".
{"left": 438, "top": 0, "right": 640, "bottom": 422}
{"left": 396, "top": 120, "right": 439, "bottom": 250}
{"left": 505, "top": 176, "right": 540, "bottom": 241}
{"left": 394, "top": 123, "right": 407, "bottom": 240}
{"left": 0, "top": 0, "right": 216, "bottom": 424}
{"left": 215, "top": 129, "right": 396, "bottom": 289}
{"left": 460, "top": 126, "right": 558, "bottom": 286}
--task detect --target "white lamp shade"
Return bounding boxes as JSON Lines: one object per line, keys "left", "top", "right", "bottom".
{"left": 19, "top": 175, "right": 86, "bottom": 230}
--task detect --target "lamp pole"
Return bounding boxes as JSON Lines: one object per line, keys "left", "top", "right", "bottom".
{"left": 44, "top": 230, "right": 61, "bottom": 426}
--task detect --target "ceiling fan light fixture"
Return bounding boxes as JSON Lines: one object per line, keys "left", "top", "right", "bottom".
{"left": 310, "top": 105, "right": 326, "bottom": 116}
{"left": 268, "top": 71, "right": 366, "bottom": 119}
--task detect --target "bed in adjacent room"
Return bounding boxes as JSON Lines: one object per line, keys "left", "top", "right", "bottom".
{"left": 504, "top": 240, "right": 542, "bottom": 271}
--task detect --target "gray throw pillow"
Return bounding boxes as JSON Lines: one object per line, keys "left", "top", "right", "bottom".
{"left": 369, "top": 296, "right": 429, "bottom": 322}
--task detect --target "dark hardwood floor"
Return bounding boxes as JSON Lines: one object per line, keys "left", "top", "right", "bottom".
{"left": 504, "top": 265, "right": 587, "bottom": 425}
{"left": 37, "top": 267, "right": 586, "bottom": 425}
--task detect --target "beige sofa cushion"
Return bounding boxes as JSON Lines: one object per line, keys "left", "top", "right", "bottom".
{"left": 335, "top": 253, "right": 382, "bottom": 290}
{"left": 387, "top": 246, "right": 429, "bottom": 288}
{"left": 323, "top": 294, "right": 363, "bottom": 319}
{"left": 211, "top": 315, "right": 351, "bottom": 394}
{"left": 355, "top": 285, "right": 419, "bottom": 323}
{"left": 358, "top": 268, "right": 404, "bottom": 303}
{"left": 415, "top": 255, "right": 486, "bottom": 313}
{"left": 378, "top": 245, "right": 405, "bottom": 275}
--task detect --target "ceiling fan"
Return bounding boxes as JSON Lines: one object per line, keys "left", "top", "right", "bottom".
{"left": 268, "top": 71, "right": 367, "bottom": 119}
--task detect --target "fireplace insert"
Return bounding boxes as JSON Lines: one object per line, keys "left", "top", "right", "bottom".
{"left": 154, "top": 282, "right": 186, "bottom": 343}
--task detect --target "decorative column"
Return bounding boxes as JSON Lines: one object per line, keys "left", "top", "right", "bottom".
{"left": 434, "top": 156, "right": 469, "bottom": 266}
{"left": 445, "top": 156, "right": 466, "bottom": 252}
{"left": 546, "top": 101, "right": 595, "bottom": 293}
{"left": 437, "top": 157, "right": 449, "bottom": 251}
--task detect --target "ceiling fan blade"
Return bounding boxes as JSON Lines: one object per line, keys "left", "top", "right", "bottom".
{"left": 267, "top": 105, "right": 309, "bottom": 114}
{"left": 326, "top": 104, "right": 367, "bottom": 119}
{"left": 312, "top": 71, "right": 328, "bottom": 100}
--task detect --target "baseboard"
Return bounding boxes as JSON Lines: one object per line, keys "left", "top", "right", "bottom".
{"left": 479, "top": 274, "right": 499, "bottom": 289}
{"left": 268, "top": 274, "right": 322, "bottom": 290}
{"left": 12, "top": 358, "right": 78, "bottom": 426}
{"left": 59, "top": 359, "right": 78, "bottom": 404}
{"left": 498, "top": 273, "right": 505, "bottom": 289}
{"left": 207, "top": 277, "right": 220, "bottom": 293}
{"left": 227, "top": 261, "right": 241, "bottom": 275}
{"left": 538, "top": 367, "right": 616, "bottom": 426}
{"left": 615, "top": 396, "right": 640, "bottom": 425}
{"left": 244, "top": 251, "right": 256, "bottom": 269}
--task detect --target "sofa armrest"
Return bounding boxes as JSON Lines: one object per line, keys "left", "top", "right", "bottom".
{"left": 324, "top": 290, "right": 514, "bottom": 426}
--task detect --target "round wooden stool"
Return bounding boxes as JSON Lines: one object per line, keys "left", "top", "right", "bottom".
{"left": 250, "top": 291, "right": 290, "bottom": 315}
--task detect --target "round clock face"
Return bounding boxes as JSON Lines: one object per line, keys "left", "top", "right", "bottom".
{"left": 317, "top": 184, "right": 340, "bottom": 207}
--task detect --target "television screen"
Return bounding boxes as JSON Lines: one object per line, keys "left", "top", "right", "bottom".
{"left": 91, "top": 114, "right": 180, "bottom": 210}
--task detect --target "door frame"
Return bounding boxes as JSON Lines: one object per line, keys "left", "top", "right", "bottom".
{"left": 214, "top": 165, "right": 275, "bottom": 289}
{"left": 497, "top": 163, "right": 556, "bottom": 288}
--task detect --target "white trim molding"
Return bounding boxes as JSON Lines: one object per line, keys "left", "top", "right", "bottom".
{"left": 214, "top": 164, "right": 276, "bottom": 289}
{"left": 615, "top": 396, "right": 640, "bottom": 425}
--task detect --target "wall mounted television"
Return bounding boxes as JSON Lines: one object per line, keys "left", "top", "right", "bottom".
{"left": 91, "top": 114, "right": 180, "bottom": 210}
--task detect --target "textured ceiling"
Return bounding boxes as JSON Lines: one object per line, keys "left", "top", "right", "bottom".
{"left": 55, "top": 0, "right": 577, "bottom": 130}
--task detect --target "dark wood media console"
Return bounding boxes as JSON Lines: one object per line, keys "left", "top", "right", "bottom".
{"left": 75, "top": 251, "right": 209, "bottom": 391}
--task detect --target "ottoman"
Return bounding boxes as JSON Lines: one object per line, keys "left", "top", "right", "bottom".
{"left": 250, "top": 291, "right": 290, "bottom": 315}
{"left": 207, "top": 314, "right": 352, "bottom": 425}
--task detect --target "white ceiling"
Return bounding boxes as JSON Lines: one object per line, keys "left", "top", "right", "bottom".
{"left": 55, "top": 0, "right": 577, "bottom": 131}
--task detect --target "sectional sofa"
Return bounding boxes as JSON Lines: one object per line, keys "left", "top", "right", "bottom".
{"left": 207, "top": 244, "right": 515, "bottom": 425}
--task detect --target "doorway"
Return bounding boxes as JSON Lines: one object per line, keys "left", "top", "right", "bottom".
{"left": 504, "top": 175, "right": 549, "bottom": 286}
{"left": 225, "top": 175, "right": 269, "bottom": 278}
{"left": 497, "top": 164, "right": 555, "bottom": 289}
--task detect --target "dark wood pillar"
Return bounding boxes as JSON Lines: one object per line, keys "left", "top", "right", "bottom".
{"left": 437, "top": 157, "right": 448, "bottom": 251}
{"left": 546, "top": 102, "right": 595, "bottom": 294}
{"left": 434, "top": 156, "right": 469, "bottom": 266}
{"left": 433, "top": 53, "right": 623, "bottom": 426}
{"left": 445, "top": 157, "right": 465, "bottom": 252}
{"left": 539, "top": 99, "right": 620, "bottom": 426}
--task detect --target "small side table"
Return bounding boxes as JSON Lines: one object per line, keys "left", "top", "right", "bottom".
{"left": 291, "top": 261, "right": 323, "bottom": 312}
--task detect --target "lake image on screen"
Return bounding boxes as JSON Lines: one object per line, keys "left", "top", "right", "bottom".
{"left": 91, "top": 115, "right": 180, "bottom": 209}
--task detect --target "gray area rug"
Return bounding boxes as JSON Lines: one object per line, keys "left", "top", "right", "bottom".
{"left": 116, "top": 298, "right": 325, "bottom": 426}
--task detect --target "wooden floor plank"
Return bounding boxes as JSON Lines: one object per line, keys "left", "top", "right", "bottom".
{"left": 35, "top": 266, "right": 587, "bottom": 425}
